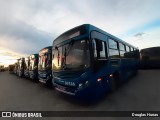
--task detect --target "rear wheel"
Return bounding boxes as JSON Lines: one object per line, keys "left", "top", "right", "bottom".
{"left": 109, "top": 72, "right": 119, "bottom": 92}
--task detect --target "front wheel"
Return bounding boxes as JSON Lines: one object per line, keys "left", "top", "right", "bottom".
{"left": 46, "top": 76, "right": 53, "bottom": 88}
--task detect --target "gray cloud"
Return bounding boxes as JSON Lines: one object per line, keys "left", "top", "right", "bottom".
{"left": 134, "top": 32, "right": 145, "bottom": 37}
{"left": 0, "top": 50, "right": 21, "bottom": 58}
{"left": 0, "top": 0, "right": 160, "bottom": 56}
{"left": 0, "top": 0, "right": 56, "bottom": 55}
{"left": 0, "top": 17, "right": 54, "bottom": 55}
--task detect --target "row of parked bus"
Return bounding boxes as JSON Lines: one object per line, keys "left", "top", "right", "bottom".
{"left": 13, "top": 46, "right": 52, "bottom": 86}
{"left": 12, "top": 24, "right": 140, "bottom": 99}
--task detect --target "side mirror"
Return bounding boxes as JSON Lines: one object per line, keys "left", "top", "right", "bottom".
{"left": 96, "top": 40, "right": 103, "bottom": 51}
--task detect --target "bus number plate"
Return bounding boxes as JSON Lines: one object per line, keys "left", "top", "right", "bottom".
{"left": 57, "top": 85, "right": 66, "bottom": 91}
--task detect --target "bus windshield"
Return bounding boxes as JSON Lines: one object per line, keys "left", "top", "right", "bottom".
{"left": 24, "top": 59, "right": 29, "bottom": 70}
{"left": 53, "top": 39, "right": 90, "bottom": 71}
{"left": 29, "top": 58, "right": 36, "bottom": 70}
{"left": 39, "top": 53, "right": 51, "bottom": 70}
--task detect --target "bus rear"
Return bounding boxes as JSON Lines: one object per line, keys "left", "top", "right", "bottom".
{"left": 52, "top": 24, "right": 139, "bottom": 98}
{"left": 38, "top": 46, "right": 52, "bottom": 86}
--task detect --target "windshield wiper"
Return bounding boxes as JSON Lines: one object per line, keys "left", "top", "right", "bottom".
{"left": 55, "top": 46, "right": 60, "bottom": 66}
{"left": 62, "top": 39, "right": 74, "bottom": 70}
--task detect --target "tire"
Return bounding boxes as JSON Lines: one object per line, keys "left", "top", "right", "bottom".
{"left": 46, "top": 76, "right": 53, "bottom": 88}
{"left": 109, "top": 73, "right": 119, "bottom": 92}
{"left": 46, "top": 80, "right": 53, "bottom": 88}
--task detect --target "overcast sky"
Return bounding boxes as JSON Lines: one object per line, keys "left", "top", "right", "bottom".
{"left": 0, "top": 0, "right": 160, "bottom": 66}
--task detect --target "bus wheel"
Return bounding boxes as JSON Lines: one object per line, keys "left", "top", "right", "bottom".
{"left": 34, "top": 77, "right": 39, "bottom": 83}
{"left": 110, "top": 73, "right": 119, "bottom": 92}
{"left": 46, "top": 79, "right": 53, "bottom": 88}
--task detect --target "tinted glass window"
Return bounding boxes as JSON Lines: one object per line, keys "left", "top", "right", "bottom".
{"left": 130, "top": 47, "right": 134, "bottom": 51}
{"left": 93, "top": 39, "right": 107, "bottom": 59}
{"left": 53, "top": 25, "right": 86, "bottom": 46}
{"left": 109, "top": 39, "right": 118, "bottom": 49}
{"left": 100, "top": 41, "right": 106, "bottom": 58}
{"left": 119, "top": 43, "right": 125, "bottom": 51}
{"left": 126, "top": 46, "right": 130, "bottom": 52}
{"left": 109, "top": 49, "right": 119, "bottom": 58}
{"left": 53, "top": 39, "right": 90, "bottom": 71}
{"left": 120, "top": 51, "right": 125, "bottom": 58}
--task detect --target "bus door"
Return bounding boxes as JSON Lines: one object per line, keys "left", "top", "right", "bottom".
{"left": 91, "top": 31, "right": 108, "bottom": 72}
{"left": 108, "top": 38, "right": 121, "bottom": 68}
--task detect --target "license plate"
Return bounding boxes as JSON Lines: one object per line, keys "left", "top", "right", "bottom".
{"left": 57, "top": 85, "right": 66, "bottom": 91}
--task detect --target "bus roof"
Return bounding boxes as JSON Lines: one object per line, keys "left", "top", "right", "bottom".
{"left": 39, "top": 46, "right": 52, "bottom": 52}
{"left": 140, "top": 47, "right": 160, "bottom": 52}
{"left": 53, "top": 24, "right": 138, "bottom": 49}
{"left": 39, "top": 46, "right": 52, "bottom": 55}
{"left": 87, "top": 24, "right": 138, "bottom": 49}
{"left": 30, "top": 54, "right": 38, "bottom": 58}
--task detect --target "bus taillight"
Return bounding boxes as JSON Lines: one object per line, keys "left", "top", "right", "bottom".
{"left": 97, "top": 77, "right": 102, "bottom": 82}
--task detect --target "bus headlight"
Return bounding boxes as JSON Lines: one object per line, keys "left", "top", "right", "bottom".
{"left": 78, "top": 83, "right": 83, "bottom": 88}
{"left": 85, "top": 81, "right": 89, "bottom": 85}
{"left": 78, "top": 81, "right": 89, "bottom": 89}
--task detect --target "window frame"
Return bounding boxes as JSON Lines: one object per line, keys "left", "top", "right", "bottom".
{"left": 108, "top": 38, "right": 120, "bottom": 59}
{"left": 93, "top": 38, "right": 108, "bottom": 60}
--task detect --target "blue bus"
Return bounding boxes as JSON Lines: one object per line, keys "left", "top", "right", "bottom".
{"left": 38, "top": 46, "right": 52, "bottom": 86}
{"left": 52, "top": 24, "right": 139, "bottom": 98}
{"left": 17, "top": 58, "right": 25, "bottom": 77}
{"left": 13, "top": 61, "right": 18, "bottom": 74}
{"left": 24, "top": 57, "right": 30, "bottom": 78}
{"left": 29, "top": 54, "right": 39, "bottom": 82}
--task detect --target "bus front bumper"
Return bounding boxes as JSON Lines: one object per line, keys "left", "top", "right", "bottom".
{"left": 54, "top": 83, "right": 93, "bottom": 97}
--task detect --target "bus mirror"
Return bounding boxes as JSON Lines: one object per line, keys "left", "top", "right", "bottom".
{"left": 96, "top": 40, "right": 103, "bottom": 51}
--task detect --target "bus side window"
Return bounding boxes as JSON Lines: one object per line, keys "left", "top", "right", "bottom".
{"left": 108, "top": 38, "right": 119, "bottom": 58}
{"left": 126, "top": 46, "right": 130, "bottom": 52}
{"left": 119, "top": 42, "right": 126, "bottom": 58}
{"left": 93, "top": 39, "right": 107, "bottom": 59}
{"left": 131, "top": 47, "right": 134, "bottom": 51}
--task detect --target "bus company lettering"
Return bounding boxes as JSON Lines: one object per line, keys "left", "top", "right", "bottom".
{"left": 65, "top": 81, "right": 75, "bottom": 86}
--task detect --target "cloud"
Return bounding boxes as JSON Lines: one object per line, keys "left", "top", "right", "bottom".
{"left": 123, "top": 27, "right": 160, "bottom": 49}
{"left": 0, "top": 0, "right": 160, "bottom": 55}
{"left": 134, "top": 32, "right": 145, "bottom": 37}
{"left": 0, "top": 18, "right": 53, "bottom": 55}
{"left": 0, "top": 49, "right": 21, "bottom": 58}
